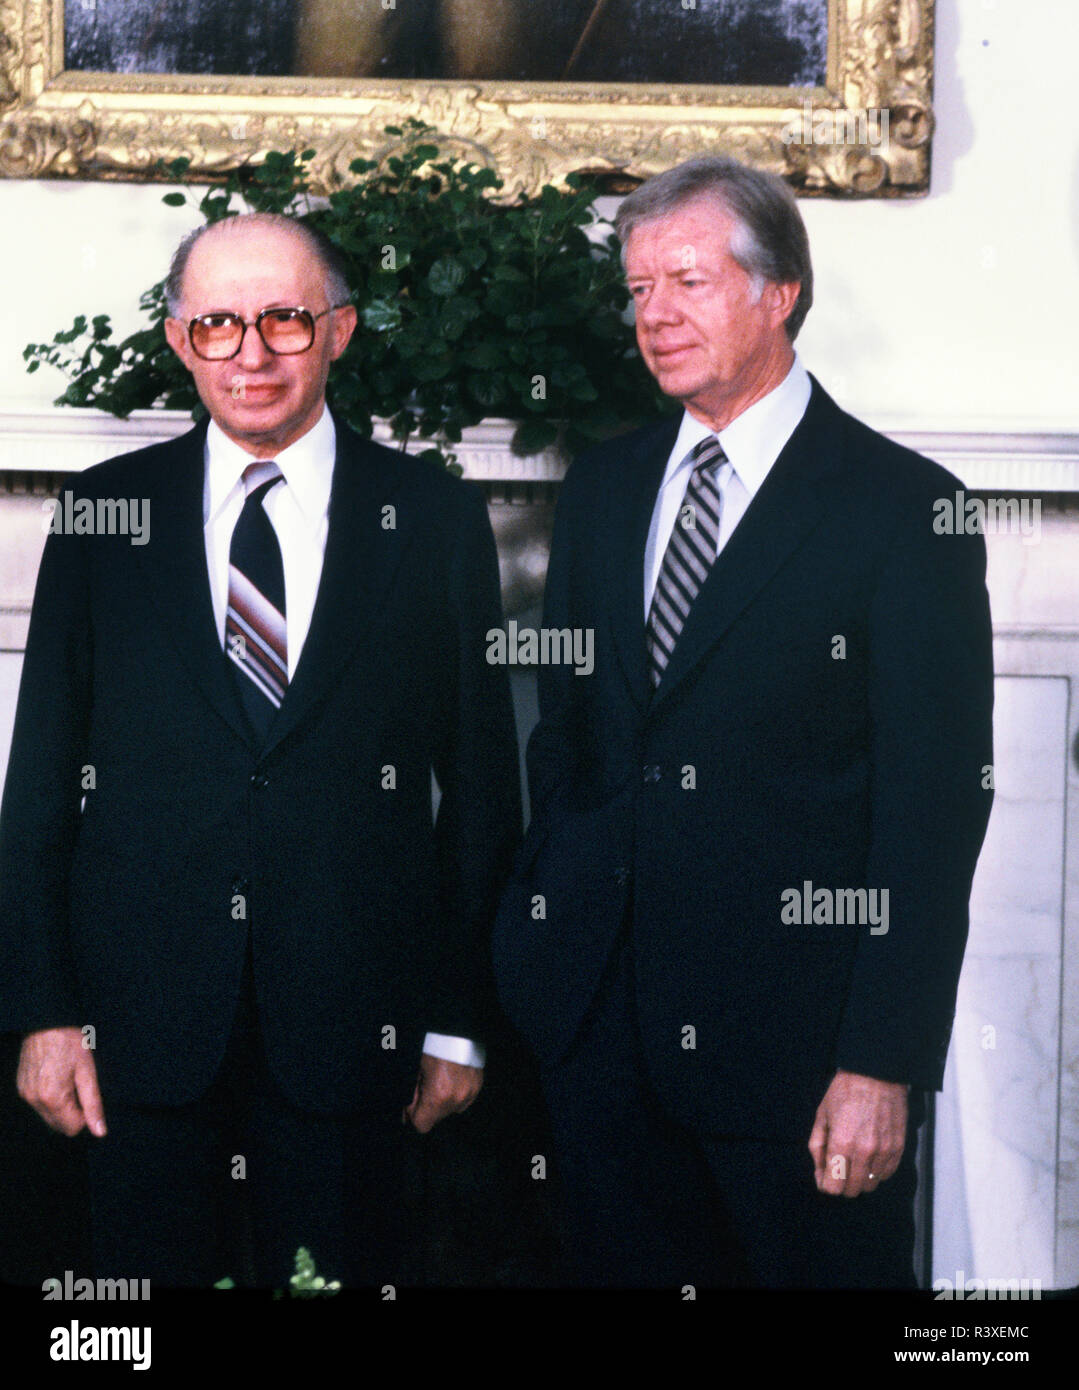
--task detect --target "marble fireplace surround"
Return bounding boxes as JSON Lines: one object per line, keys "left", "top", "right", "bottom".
{"left": 1, "top": 408, "right": 1078, "bottom": 1290}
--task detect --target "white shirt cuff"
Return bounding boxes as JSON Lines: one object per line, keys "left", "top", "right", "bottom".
{"left": 422, "top": 1032, "right": 486, "bottom": 1068}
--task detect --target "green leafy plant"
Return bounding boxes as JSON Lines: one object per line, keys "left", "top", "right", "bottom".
{"left": 286, "top": 1245, "right": 341, "bottom": 1298}
{"left": 24, "top": 122, "right": 670, "bottom": 467}
{"left": 213, "top": 1245, "right": 341, "bottom": 1297}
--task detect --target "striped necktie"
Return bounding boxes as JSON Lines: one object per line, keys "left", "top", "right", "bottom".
{"left": 646, "top": 436, "right": 728, "bottom": 688}
{"left": 226, "top": 460, "right": 287, "bottom": 737}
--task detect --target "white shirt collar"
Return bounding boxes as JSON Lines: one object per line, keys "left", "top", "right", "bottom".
{"left": 663, "top": 354, "right": 812, "bottom": 498}
{"left": 205, "top": 406, "right": 337, "bottom": 528}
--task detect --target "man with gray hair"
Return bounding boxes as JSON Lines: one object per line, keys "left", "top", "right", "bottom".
{"left": 494, "top": 156, "right": 995, "bottom": 1287}
{"left": 2, "top": 211, "right": 521, "bottom": 1286}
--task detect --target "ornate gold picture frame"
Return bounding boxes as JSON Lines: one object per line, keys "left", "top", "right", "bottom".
{"left": 0, "top": 0, "right": 933, "bottom": 197}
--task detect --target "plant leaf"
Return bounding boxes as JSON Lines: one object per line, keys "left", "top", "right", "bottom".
{"left": 427, "top": 258, "right": 467, "bottom": 296}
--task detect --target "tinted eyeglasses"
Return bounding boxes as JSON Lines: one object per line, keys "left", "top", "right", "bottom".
{"left": 186, "top": 305, "right": 348, "bottom": 360}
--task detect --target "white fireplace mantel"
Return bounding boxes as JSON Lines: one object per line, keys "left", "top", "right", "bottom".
{"left": 2, "top": 407, "right": 1078, "bottom": 491}
{"left": 0, "top": 409, "right": 570, "bottom": 482}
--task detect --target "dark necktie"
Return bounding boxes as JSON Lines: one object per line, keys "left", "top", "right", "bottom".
{"left": 646, "top": 436, "right": 728, "bottom": 688}
{"left": 226, "top": 460, "right": 287, "bottom": 738}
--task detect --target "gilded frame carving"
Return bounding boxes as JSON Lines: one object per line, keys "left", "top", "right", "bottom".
{"left": 0, "top": 0, "right": 934, "bottom": 197}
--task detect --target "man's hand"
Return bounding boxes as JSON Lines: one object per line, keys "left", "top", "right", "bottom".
{"left": 16, "top": 1027, "right": 106, "bottom": 1138}
{"left": 403, "top": 1054, "right": 482, "bottom": 1134}
{"left": 808, "top": 1069, "right": 907, "bottom": 1197}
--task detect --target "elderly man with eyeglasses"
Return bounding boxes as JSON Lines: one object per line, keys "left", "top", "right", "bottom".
{"left": 0, "top": 213, "right": 521, "bottom": 1287}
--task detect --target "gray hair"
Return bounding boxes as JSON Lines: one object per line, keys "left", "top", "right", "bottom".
{"left": 614, "top": 156, "right": 813, "bottom": 341}
{"left": 165, "top": 212, "right": 351, "bottom": 317}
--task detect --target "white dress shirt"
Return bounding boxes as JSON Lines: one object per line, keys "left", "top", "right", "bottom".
{"left": 644, "top": 355, "right": 812, "bottom": 615}
{"left": 203, "top": 406, "right": 484, "bottom": 1068}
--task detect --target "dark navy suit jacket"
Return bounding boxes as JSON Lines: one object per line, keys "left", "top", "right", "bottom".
{"left": 0, "top": 417, "right": 521, "bottom": 1115}
{"left": 494, "top": 379, "right": 994, "bottom": 1139}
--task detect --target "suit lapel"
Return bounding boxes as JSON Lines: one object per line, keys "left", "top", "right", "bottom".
{"left": 261, "top": 425, "right": 411, "bottom": 756}
{"left": 609, "top": 416, "right": 681, "bottom": 713}
{"left": 134, "top": 420, "right": 253, "bottom": 746}
{"left": 650, "top": 379, "right": 846, "bottom": 711}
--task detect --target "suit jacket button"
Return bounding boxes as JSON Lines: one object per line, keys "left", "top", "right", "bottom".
{"left": 250, "top": 773, "right": 268, "bottom": 790}
{"left": 642, "top": 764, "right": 662, "bottom": 784}
{"left": 614, "top": 867, "right": 629, "bottom": 886}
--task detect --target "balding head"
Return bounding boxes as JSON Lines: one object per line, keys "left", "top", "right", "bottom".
{"left": 165, "top": 213, "right": 350, "bottom": 319}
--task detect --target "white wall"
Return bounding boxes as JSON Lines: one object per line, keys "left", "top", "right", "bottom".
{"left": 1, "top": 0, "right": 1077, "bottom": 432}
{"left": 796, "top": 0, "right": 1079, "bottom": 434}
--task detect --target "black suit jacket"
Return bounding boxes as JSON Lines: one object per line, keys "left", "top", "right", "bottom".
{"left": 493, "top": 379, "right": 994, "bottom": 1139}
{"left": 0, "top": 417, "right": 521, "bottom": 1115}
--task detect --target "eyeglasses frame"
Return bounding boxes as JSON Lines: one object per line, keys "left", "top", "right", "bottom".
{"left": 185, "top": 303, "right": 350, "bottom": 361}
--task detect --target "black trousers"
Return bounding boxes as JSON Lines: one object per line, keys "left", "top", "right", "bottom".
{"left": 87, "top": 945, "right": 407, "bottom": 1289}
{"left": 539, "top": 932, "right": 923, "bottom": 1290}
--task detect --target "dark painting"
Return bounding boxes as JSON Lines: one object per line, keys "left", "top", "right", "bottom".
{"left": 65, "top": 0, "right": 296, "bottom": 77}
{"left": 65, "top": 0, "right": 828, "bottom": 87}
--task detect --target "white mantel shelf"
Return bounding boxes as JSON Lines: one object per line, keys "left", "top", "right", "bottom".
{"left": 2, "top": 408, "right": 1078, "bottom": 491}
